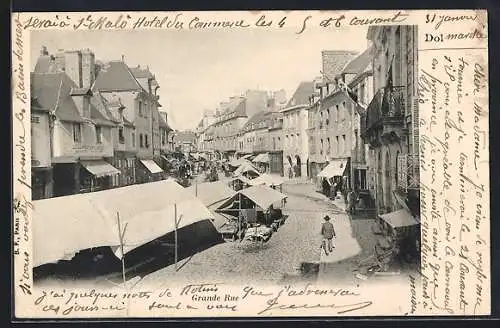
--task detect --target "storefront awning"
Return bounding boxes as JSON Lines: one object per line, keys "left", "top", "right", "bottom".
{"left": 317, "top": 159, "right": 348, "bottom": 179}
{"left": 253, "top": 153, "right": 269, "bottom": 163}
{"left": 80, "top": 160, "right": 121, "bottom": 178}
{"left": 379, "top": 209, "right": 419, "bottom": 229}
{"left": 140, "top": 159, "right": 163, "bottom": 174}
{"left": 161, "top": 155, "right": 169, "bottom": 161}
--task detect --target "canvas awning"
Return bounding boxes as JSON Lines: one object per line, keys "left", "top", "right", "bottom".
{"left": 241, "top": 154, "right": 252, "bottom": 159}
{"left": 161, "top": 155, "right": 169, "bottom": 161}
{"left": 233, "top": 162, "right": 261, "bottom": 177}
{"left": 252, "top": 153, "right": 269, "bottom": 163}
{"left": 32, "top": 180, "right": 215, "bottom": 267}
{"left": 317, "top": 159, "right": 348, "bottom": 178}
{"left": 248, "top": 173, "right": 283, "bottom": 187}
{"left": 379, "top": 209, "right": 419, "bottom": 229}
{"left": 217, "top": 185, "right": 287, "bottom": 211}
{"left": 228, "top": 175, "right": 253, "bottom": 186}
{"left": 80, "top": 160, "right": 121, "bottom": 178}
{"left": 187, "top": 181, "right": 236, "bottom": 208}
{"left": 140, "top": 159, "right": 163, "bottom": 174}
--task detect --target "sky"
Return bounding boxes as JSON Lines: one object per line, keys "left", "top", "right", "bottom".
{"left": 31, "top": 27, "right": 369, "bottom": 131}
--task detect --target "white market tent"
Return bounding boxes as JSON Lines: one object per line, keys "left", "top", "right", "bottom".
{"left": 379, "top": 209, "right": 419, "bottom": 229}
{"left": 33, "top": 180, "right": 215, "bottom": 267}
{"left": 233, "top": 162, "right": 261, "bottom": 177}
{"left": 217, "top": 184, "right": 288, "bottom": 211}
{"left": 186, "top": 181, "right": 236, "bottom": 208}
{"left": 317, "top": 159, "right": 348, "bottom": 180}
{"left": 248, "top": 173, "right": 284, "bottom": 187}
{"left": 252, "top": 153, "right": 269, "bottom": 163}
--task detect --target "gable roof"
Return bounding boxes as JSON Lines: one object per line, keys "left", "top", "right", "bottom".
{"left": 93, "top": 61, "right": 143, "bottom": 92}
{"left": 285, "top": 81, "right": 315, "bottom": 108}
{"left": 242, "top": 110, "right": 269, "bottom": 131}
{"left": 321, "top": 50, "right": 359, "bottom": 81}
{"left": 342, "top": 46, "right": 373, "bottom": 76}
{"left": 31, "top": 72, "right": 86, "bottom": 123}
{"left": 129, "top": 65, "right": 155, "bottom": 79}
{"left": 90, "top": 92, "right": 118, "bottom": 126}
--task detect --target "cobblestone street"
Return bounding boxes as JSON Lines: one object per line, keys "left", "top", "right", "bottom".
{"left": 138, "top": 180, "right": 379, "bottom": 288}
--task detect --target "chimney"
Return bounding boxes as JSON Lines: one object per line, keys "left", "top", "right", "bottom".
{"left": 64, "top": 50, "right": 83, "bottom": 87}
{"left": 121, "top": 55, "right": 125, "bottom": 62}
{"left": 40, "top": 46, "right": 48, "bottom": 56}
{"left": 81, "top": 48, "right": 95, "bottom": 89}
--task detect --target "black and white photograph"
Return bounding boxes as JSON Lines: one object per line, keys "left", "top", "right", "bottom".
{"left": 12, "top": 10, "right": 490, "bottom": 317}
{"left": 29, "top": 23, "right": 421, "bottom": 287}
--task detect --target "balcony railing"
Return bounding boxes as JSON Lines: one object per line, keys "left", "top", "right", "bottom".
{"left": 397, "top": 153, "right": 419, "bottom": 192}
{"left": 364, "top": 85, "right": 406, "bottom": 134}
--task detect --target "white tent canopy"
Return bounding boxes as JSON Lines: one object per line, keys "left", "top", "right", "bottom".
{"left": 233, "top": 162, "right": 260, "bottom": 177}
{"left": 317, "top": 159, "right": 348, "bottom": 179}
{"left": 252, "top": 153, "right": 269, "bottom": 163}
{"left": 33, "top": 180, "right": 214, "bottom": 267}
{"left": 186, "top": 181, "right": 236, "bottom": 208}
{"left": 248, "top": 173, "right": 284, "bottom": 187}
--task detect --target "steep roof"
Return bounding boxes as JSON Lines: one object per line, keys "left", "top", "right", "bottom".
{"left": 321, "top": 50, "right": 359, "bottom": 81}
{"left": 90, "top": 92, "right": 118, "bottom": 126}
{"left": 342, "top": 46, "right": 373, "bottom": 76}
{"left": 34, "top": 55, "right": 52, "bottom": 73}
{"left": 93, "top": 61, "right": 143, "bottom": 92}
{"left": 242, "top": 110, "right": 271, "bottom": 131}
{"left": 129, "top": 65, "right": 154, "bottom": 79}
{"left": 285, "top": 81, "right": 315, "bottom": 108}
{"left": 31, "top": 72, "right": 86, "bottom": 122}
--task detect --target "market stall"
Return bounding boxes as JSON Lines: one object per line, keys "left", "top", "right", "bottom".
{"left": 33, "top": 180, "right": 220, "bottom": 281}
{"left": 215, "top": 185, "right": 288, "bottom": 242}
{"left": 233, "top": 162, "right": 261, "bottom": 179}
{"left": 316, "top": 159, "right": 348, "bottom": 197}
{"left": 248, "top": 173, "right": 284, "bottom": 192}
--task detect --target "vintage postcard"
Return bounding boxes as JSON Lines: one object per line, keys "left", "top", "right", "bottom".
{"left": 12, "top": 9, "right": 489, "bottom": 318}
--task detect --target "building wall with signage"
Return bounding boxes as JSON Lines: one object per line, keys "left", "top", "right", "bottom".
{"left": 31, "top": 112, "right": 51, "bottom": 168}
{"left": 52, "top": 120, "right": 113, "bottom": 160}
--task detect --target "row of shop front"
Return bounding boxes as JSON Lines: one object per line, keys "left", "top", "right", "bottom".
{"left": 32, "top": 154, "right": 168, "bottom": 200}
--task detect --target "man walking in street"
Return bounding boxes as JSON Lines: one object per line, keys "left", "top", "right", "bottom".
{"left": 321, "top": 215, "right": 336, "bottom": 256}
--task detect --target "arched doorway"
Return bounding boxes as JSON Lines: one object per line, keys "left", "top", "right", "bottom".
{"left": 295, "top": 155, "right": 302, "bottom": 177}
{"left": 384, "top": 150, "right": 392, "bottom": 212}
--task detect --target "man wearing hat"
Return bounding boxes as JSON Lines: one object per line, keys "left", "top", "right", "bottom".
{"left": 321, "top": 215, "right": 336, "bottom": 255}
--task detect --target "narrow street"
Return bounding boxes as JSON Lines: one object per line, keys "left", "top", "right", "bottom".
{"left": 138, "top": 179, "right": 379, "bottom": 287}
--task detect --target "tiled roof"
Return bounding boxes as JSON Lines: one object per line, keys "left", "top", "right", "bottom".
{"left": 321, "top": 50, "right": 359, "bottom": 82}
{"left": 93, "top": 61, "right": 143, "bottom": 92}
{"left": 285, "top": 81, "right": 315, "bottom": 108}
{"left": 130, "top": 66, "right": 154, "bottom": 79}
{"left": 90, "top": 92, "right": 118, "bottom": 126}
{"left": 242, "top": 110, "right": 269, "bottom": 131}
{"left": 31, "top": 72, "right": 86, "bottom": 123}
{"left": 342, "top": 46, "right": 373, "bottom": 76}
